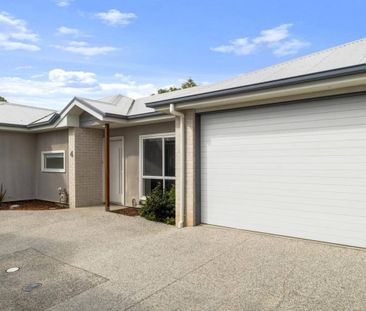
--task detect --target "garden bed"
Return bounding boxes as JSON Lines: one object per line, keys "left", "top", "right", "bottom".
{"left": 0, "top": 200, "right": 67, "bottom": 210}
{"left": 111, "top": 207, "right": 140, "bottom": 217}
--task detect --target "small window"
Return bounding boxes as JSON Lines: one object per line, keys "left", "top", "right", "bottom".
{"left": 41, "top": 151, "right": 65, "bottom": 173}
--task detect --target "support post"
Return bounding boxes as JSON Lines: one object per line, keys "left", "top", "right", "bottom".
{"left": 104, "top": 123, "right": 110, "bottom": 211}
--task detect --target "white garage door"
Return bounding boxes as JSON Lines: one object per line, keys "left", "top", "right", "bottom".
{"left": 201, "top": 95, "right": 366, "bottom": 248}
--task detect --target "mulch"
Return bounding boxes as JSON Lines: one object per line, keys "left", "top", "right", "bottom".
{"left": 111, "top": 207, "right": 140, "bottom": 217}
{"left": 0, "top": 200, "right": 67, "bottom": 210}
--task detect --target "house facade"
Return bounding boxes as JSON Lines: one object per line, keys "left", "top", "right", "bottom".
{"left": 2, "top": 39, "right": 366, "bottom": 248}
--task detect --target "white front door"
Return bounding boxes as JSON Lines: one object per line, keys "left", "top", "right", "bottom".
{"left": 110, "top": 138, "right": 124, "bottom": 204}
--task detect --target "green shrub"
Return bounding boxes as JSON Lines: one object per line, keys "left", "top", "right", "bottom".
{"left": 140, "top": 184, "right": 175, "bottom": 225}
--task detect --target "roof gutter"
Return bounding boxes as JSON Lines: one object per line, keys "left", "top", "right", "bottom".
{"left": 146, "top": 64, "right": 366, "bottom": 109}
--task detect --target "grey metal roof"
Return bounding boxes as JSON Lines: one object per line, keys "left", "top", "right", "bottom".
{"left": 142, "top": 38, "right": 366, "bottom": 107}
{"left": 0, "top": 102, "right": 56, "bottom": 126}
{"left": 76, "top": 94, "right": 155, "bottom": 117}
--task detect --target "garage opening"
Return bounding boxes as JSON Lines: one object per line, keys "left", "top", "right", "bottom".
{"left": 200, "top": 94, "right": 366, "bottom": 248}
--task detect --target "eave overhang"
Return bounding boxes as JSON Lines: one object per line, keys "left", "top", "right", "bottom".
{"left": 146, "top": 64, "right": 366, "bottom": 111}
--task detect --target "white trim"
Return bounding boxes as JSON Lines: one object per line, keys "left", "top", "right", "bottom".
{"left": 139, "top": 132, "right": 175, "bottom": 199}
{"left": 41, "top": 150, "right": 66, "bottom": 173}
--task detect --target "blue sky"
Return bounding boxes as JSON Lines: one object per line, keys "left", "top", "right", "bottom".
{"left": 0, "top": 0, "right": 365, "bottom": 109}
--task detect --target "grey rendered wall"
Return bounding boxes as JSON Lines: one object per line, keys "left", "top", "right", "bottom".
{"left": 0, "top": 131, "right": 36, "bottom": 201}
{"left": 35, "top": 130, "right": 69, "bottom": 202}
{"left": 110, "top": 121, "right": 175, "bottom": 207}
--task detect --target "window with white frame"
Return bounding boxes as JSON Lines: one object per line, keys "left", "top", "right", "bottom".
{"left": 41, "top": 151, "right": 65, "bottom": 173}
{"left": 140, "top": 134, "right": 175, "bottom": 197}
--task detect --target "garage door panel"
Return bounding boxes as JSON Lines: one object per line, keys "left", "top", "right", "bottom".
{"left": 201, "top": 195, "right": 366, "bottom": 219}
{"left": 201, "top": 208, "right": 366, "bottom": 235}
{"left": 201, "top": 96, "right": 366, "bottom": 248}
{"left": 202, "top": 97, "right": 366, "bottom": 125}
{"left": 203, "top": 173, "right": 366, "bottom": 187}
{"left": 202, "top": 186, "right": 366, "bottom": 206}
{"left": 204, "top": 113, "right": 366, "bottom": 133}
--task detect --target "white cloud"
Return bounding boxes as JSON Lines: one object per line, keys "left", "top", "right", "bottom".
{"left": 114, "top": 73, "right": 133, "bottom": 82}
{"left": 211, "top": 24, "right": 309, "bottom": 57}
{"left": 57, "top": 26, "right": 80, "bottom": 36}
{"left": 211, "top": 37, "right": 256, "bottom": 55}
{"left": 253, "top": 24, "right": 292, "bottom": 44}
{"left": 0, "top": 11, "right": 40, "bottom": 51}
{"left": 273, "top": 39, "right": 310, "bottom": 56}
{"left": 0, "top": 70, "right": 157, "bottom": 109}
{"left": 95, "top": 9, "right": 136, "bottom": 26}
{"left": 48, "top": 69, "right": 97, "bottom": 85}
{"left": 15, "top": 65, "right": 33, "bottom": 71}
{"left": 52, "top": 41, "right": 117, "bottom": 56}
{"left": 56, "top": 0, "right": 73, "bottom": 7}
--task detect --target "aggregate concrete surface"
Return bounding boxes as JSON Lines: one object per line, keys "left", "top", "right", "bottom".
{"left": 1, "top": 207, "right": 366, "bottom": 310}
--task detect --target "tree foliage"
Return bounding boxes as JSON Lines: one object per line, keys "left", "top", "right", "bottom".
{"left": 156, "top": 78, "right": 197, "bottom": 95}
{"left": 0, "top": 96, "right": 7, "bottom": 102}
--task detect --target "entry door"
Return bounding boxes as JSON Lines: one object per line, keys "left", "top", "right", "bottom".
{"left": 110, "top": 138, "right": 124, "bottom": 204}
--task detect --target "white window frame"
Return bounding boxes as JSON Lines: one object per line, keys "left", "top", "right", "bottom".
{"left": 41, "top": 150, "right": 66, "bottom": 173}
{"left": 139, "top": 132, "right": 175, "bottom": 199}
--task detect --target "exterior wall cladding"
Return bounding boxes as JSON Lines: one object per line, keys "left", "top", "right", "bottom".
{"left": 0, "top": 129, "right": 69, "bottom": 202}
{"left": 69, "top": 127, "right": 103, "bottom": 208}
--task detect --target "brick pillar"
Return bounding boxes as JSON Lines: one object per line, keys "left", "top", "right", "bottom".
{"left": 68, "top": 128, "right": 77, "bottom": 208}
{"left": 175, "top": 110, "right": 199, "bottom": 227}
{"left": 68, "top": 128, "right": 104, "bottom": 208}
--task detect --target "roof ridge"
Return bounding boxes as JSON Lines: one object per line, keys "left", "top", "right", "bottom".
{"left": 126, "top": 99, "right": 136, "bottom": 116}
{"left": 76, "top": 96, "right": 118, "bottom": 106}
{"left": 3, "top": 101, "right": 56, "bottom": 112}
{"left": 231, "top": 38, "right": 366, "bottom": 79}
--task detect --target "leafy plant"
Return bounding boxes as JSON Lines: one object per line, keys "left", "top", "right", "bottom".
{"left": 139, "top": 184, "right": 175, "bottom": 225}
{"left": 0, "top": 183, "right": 7, "bottom": 203}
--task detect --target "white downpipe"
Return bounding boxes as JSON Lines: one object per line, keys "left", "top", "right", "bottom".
{"left": 169, "top": 104, "right": 185, "bottom": 228}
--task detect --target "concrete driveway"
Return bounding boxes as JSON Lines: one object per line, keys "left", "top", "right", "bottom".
{"left": 1, "top": 207, "right": 366, "bottom": 311}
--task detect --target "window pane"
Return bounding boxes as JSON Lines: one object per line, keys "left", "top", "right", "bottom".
{"left": 143, "top": 178, "right": 163, "bottom": 196}
{"left": 165, "top": 179, "right": 175, "bottom": 191}
{"left": 164, "top": 138, "right": 175, "bottom": 177}
{"left": 45, "top": 153, "right": 64, "bottom": 169}
{"left": 143, "top": 138, "right": 162, "bottom": 176}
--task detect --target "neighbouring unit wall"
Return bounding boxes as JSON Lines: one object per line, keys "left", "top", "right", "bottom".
{"left": 110, "top": 121, "right": 175, "bottom": 207}
{"left": 68, "top": 127, "right": 103, "bottom": 208}
{"left": 35, "top": 130, "right": 69, "bottom": 202}
{"left": 0, "top": 131, "right": 36, "bottom": 201}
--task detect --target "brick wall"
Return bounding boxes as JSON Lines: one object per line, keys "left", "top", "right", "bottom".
{"left": 175, "top": 110, "right": 199, "bottom": 227}
{"left": 68, "top": 128, "right": 103, "bottom": 208}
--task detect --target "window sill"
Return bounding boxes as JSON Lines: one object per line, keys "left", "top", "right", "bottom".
{"left": 41, "top": 169, "right": 66, "bottom": 173}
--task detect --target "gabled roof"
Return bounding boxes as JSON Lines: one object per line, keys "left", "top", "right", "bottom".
{"left": 144, "top": 38, "right": 366, "bottom": 107}
{"left": 0, "top": 95, "right": 160, "bottom": 129}
{"left": 0, "top": 101, "right": 56, "bottom": 127}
